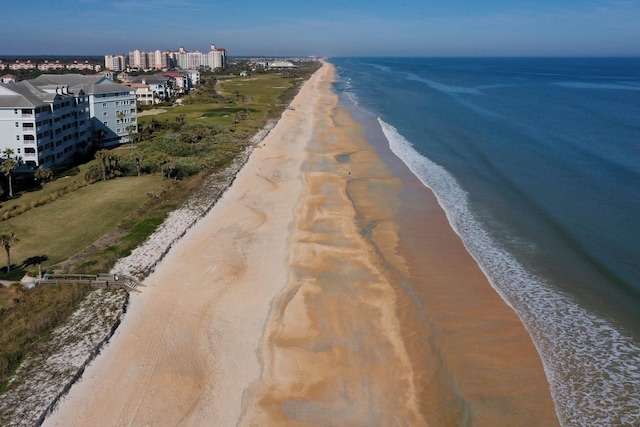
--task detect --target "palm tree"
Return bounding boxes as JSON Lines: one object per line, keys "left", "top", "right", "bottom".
{"left": 95, "top": 150, "right": 109, "bottom": 181}
{"left": 156, "top": 154, "right": 175, "bottom": 180}
{"left": 128, "top": 150, "right": 145, "bottom": 176}
{"left": 0, "top": 231, "right": 18, "bottom": 273}
{"left": 126, "top": 124, "right": 138, "bottom": 147}
{"left": 3, "top": 148, "right": 15, "bottom": 160}
{"left": 34, "top": 167, "right": 53, "bottom": 194}
{"left": 1, "top": 158, "right": 18, "bottom": 197}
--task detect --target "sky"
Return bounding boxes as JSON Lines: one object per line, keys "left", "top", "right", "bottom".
{"left": 1, "top": 0, "right": 639, "bottom": 57}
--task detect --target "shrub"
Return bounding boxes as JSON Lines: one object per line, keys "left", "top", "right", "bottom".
{"left": 84, "top": 164, "right": 103, "bottom": 184}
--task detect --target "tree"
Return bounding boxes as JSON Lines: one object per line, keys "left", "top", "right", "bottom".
{"left": 107, "top": 152, "right": 122, "bottom": 177}
{"left": 1, "top": 158, "right": 18, "bottom": 197}
{"left": 34, "top": 167, "right": 53, "bottom": 194}
{"left": 126, "top": 124, "right": 138, "bottom": 147}
{"left": 128, "top": 150, "right": 145, "bottom": 176}
{"left": 3, "top": 148, "right": 15, "bottom": 160}
{"left": 95, "top": 150, "right": 109, "bottom": 181}
{"left": 156, "top": 154, "right": 175, "bottom": 180}
{"left": 0, "top": 231, "right": 18, "bottom": 273}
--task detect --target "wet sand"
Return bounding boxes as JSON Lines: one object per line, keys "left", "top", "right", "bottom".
{"left": 44, "top": 62, "right": 558, "bottom": 426}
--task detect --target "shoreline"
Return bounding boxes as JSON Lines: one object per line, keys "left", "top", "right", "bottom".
{"left": 347, "top": 105, "right": 559, "bottom": 425}
{"left": 38, "top": 61, "right": 559, "bottom": 426}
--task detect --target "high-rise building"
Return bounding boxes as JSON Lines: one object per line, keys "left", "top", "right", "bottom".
{"left": 206, "top": 44, "right": 227, "bottom": 69}
{"left": 104, "top": 54, "right": 127, "bottom": 71}
{"left": 128, "top": 49, "right": 149, "bottom": 70}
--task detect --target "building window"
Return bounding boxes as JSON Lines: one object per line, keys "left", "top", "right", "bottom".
{"left": 15, "top": 122, "right": 18, "bottom": 127}
{"left": 102, "top": 102, "right": 107, "bottom": 107}
{"left": 102, "top": 111, "right": 108, "bottom": 117}
{"left": 16, "top": 135, "right": 20, "bottom": 140}
{"left": 103, "top": 121, "right": 108, "bottom": 126}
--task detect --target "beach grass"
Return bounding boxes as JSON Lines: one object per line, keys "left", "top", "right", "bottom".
{"left": 0, "top": 282, "right": 92, "bottom": 391}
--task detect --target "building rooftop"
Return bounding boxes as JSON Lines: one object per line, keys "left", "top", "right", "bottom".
{"left": 33, "top": 74, "right": 134, "bottom": 96}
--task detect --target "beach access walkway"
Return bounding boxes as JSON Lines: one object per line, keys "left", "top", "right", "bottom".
{"left": 37, "top": 273, "right": 143, "bottom": 292}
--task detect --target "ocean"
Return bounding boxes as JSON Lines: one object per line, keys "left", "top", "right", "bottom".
{"left": 330, "top": 57, "right": 640, "bottom": 426}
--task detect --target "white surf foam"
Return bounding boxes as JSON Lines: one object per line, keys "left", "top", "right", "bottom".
{"left": 378, "top": 117, "right": 640, "bottom": 427}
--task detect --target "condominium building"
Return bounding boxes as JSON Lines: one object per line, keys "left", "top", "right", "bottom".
{"left": 128, "top": 49, "right": 149, "bottom": 70}
{"left": 32, "top": 75, "right": 138, "bottom": 147}
{"left": 161, "top": 71, "right": 193, "bottom": 93}
{"left": 107, "top": 43, "right": 227, "bottom": 72}
{"left": 104, "top": 54, "right": 127, "bottom": 72}
{"left": 1, "top": 74, "right": 137, "bottom": 168}
{"left": 150, "top": 50, "right": 170, "bottom": 70}
{"left": 207, "top": 44, "right": 227, "bottom": 69}
{"left": 125, "top": 75, "right": 175, "bottom": 105}
{"left": 172, "top": 44, "right": 227, "bottom": 70}
{"left": 0, "top": 81, "right": 91, "bottom": 168}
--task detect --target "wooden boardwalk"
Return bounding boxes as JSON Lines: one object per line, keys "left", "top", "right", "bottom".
{"left": 37, "top": 273, "right": 143, "bottom": 292}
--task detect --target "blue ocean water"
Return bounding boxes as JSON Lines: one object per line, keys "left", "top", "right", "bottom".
{"left": 330, "top": 57, "right": 640, "bottom": 426}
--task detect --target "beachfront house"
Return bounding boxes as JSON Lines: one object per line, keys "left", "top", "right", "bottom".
{"left": 124, "top": 75, "right": 175, "bottom": 105}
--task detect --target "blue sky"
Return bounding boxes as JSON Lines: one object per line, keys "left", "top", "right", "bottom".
{"left": 2, "top": 0, "right": 639, "bottom": 57}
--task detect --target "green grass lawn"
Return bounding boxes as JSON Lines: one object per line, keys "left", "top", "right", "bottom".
{"left": 0, "top": 175, "right": 164, "bottom": 272}
{"left": 138, "top": 74, "right": 297, "bottom": 129}
{"left": 0, "top": 164, "right": 92, "bottom": 219}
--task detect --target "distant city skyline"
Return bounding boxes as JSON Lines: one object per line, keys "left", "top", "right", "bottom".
{"left": 2, "top": 0, "right": 640, "bottom": 57}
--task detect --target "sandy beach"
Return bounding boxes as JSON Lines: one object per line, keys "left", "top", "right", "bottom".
{"left": 43, "top": 62, "right": 558, "bottom": 426}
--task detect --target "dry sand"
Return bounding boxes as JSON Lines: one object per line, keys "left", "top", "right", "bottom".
{"left": 43, "top": 62, "right": 558, "bottom": 426}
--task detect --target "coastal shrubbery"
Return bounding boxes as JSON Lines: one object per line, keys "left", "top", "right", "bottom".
{"left": 0, "top": 282, "right": 91, "bottom": 391}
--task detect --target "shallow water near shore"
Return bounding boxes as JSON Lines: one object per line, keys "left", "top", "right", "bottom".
{"left": 331, "top": 57, "right": 640, "bottom": 426}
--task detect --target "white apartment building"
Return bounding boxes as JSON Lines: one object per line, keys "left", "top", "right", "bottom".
{"left": 161, "top": 71, "right": 193, "bottom": 93}
{"left": 125, "top": 75, "right": 175, "bottom": 105}
{"left": 207, "top": 44, "right": 227, "bottom": 69}
{"left": 33, "top": 74, "right": 138, "bottom": 147}
{"left": 106, "top": 43, "right": 227, "bottom": 72}
{"left": 150, "top": 50, "right": 170, "bottom": 70}
{"left": 128, "top": 49, "right": 149, "bottom": 70}
{"left": 169, "top": 44, "right": 227, "bottom": 70}
{"left": 105, "top": 54, "right": 127, "bottom": 72}
{"left": 0, "top": 81, "right": 91, "bottom": 168}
